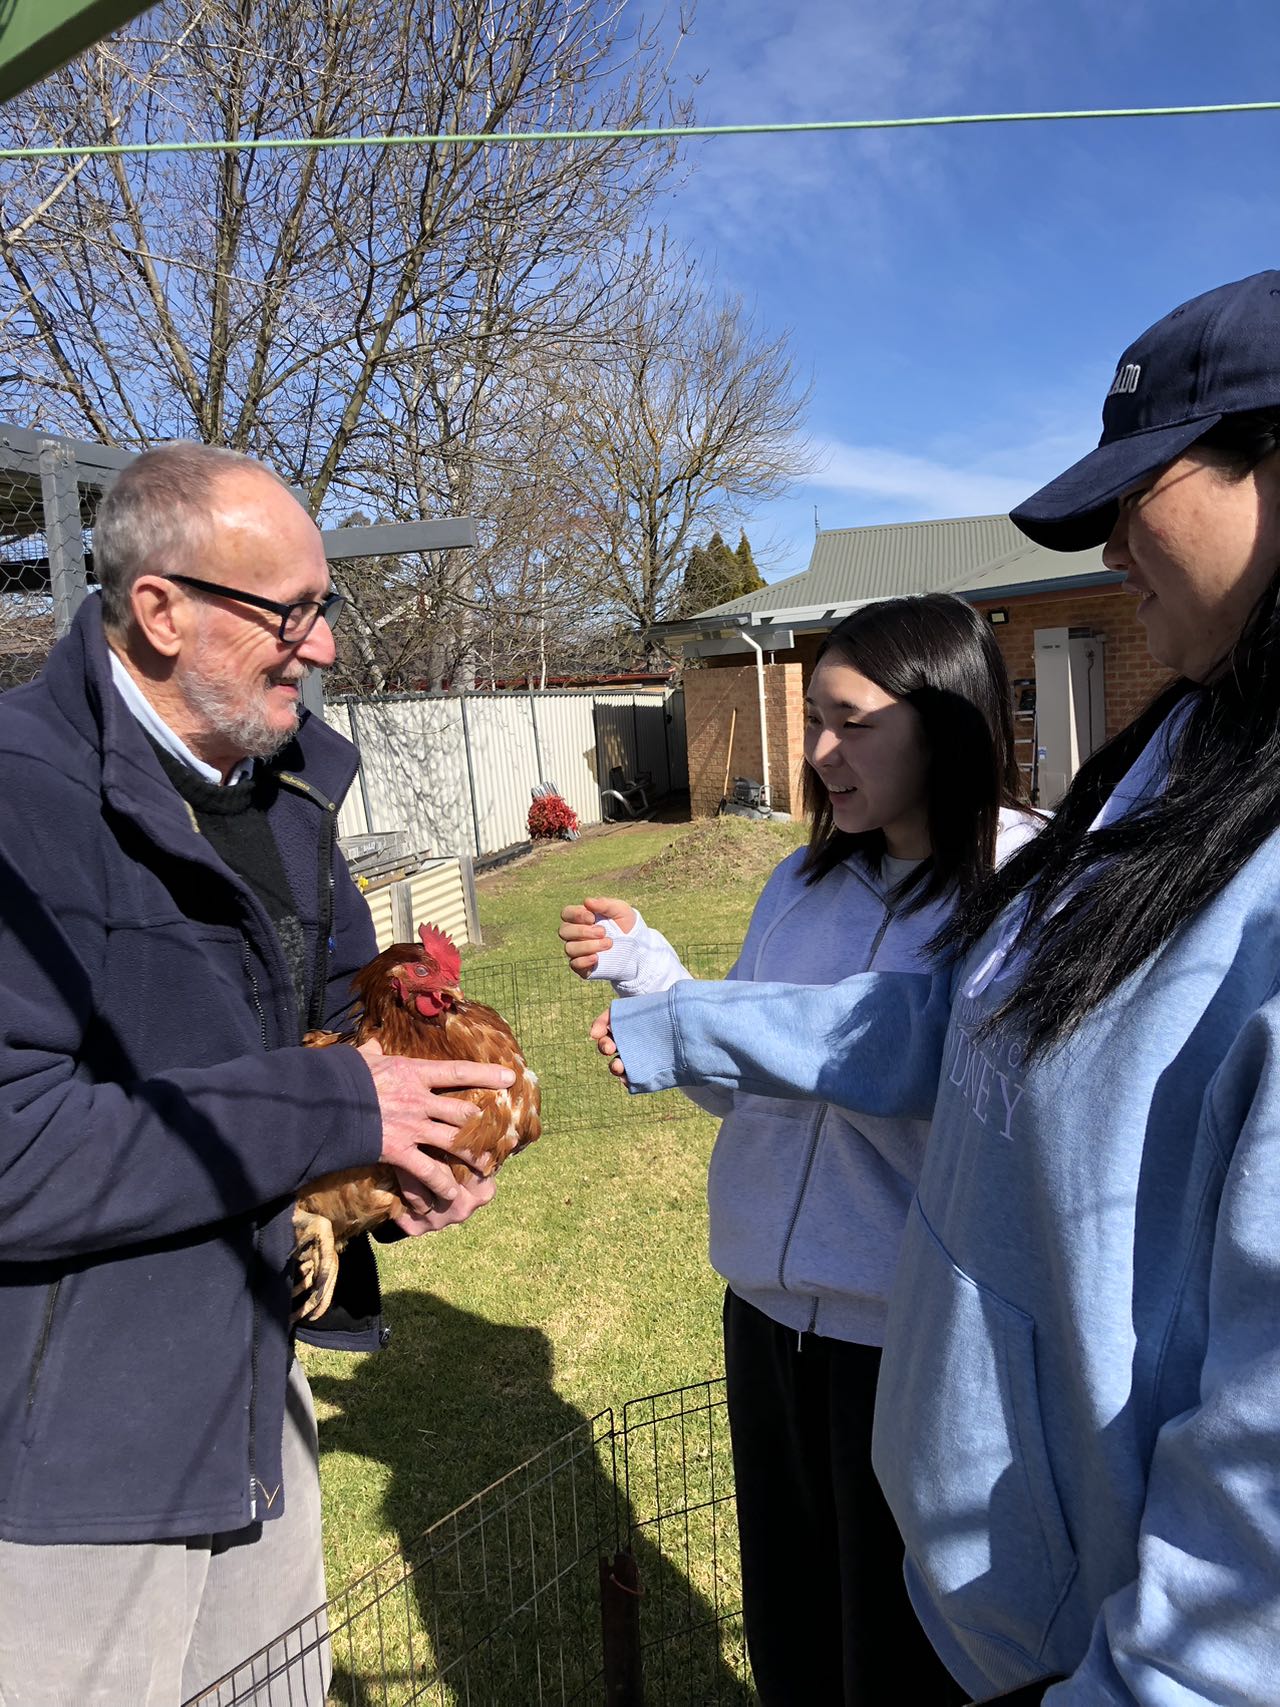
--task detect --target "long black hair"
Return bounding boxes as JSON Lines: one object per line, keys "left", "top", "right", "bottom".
{"left": 935, "top": 411, "right": 1280, "bottom": 1056}
{"left": 801, "top": 593, "right": 1026, "bottom": 911}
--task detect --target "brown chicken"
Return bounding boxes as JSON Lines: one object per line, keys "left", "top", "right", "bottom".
{"left": 292, "top": 922, "right": 540, "bottom": 1322}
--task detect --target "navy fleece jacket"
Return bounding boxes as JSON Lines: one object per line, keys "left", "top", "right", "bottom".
{"left": 0, "top": 598, "right": 382, "bottom": 1542}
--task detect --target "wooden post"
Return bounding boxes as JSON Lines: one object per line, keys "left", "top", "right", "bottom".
{"left": 720, "top": 708, "right": 737, "bottom": 806}
{"left": 599, "top": 1549, "right": 644, "bottom": 1706}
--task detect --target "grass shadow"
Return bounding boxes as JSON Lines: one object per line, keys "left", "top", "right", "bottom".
{"left": 311, "top": 1290, "right": 753, "bottom": 1704}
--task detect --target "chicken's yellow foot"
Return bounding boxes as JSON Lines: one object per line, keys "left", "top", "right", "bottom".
{"left": 291, "top": 1206, "right": 340, "bottom": 1324}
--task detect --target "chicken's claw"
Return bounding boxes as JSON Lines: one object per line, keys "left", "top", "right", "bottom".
{"left": 291, "top": 1205, "right": 340, "bottom": 1324}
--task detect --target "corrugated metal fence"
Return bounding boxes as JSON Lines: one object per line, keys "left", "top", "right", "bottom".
{"left": 324, "top": 688, "right": 687, "bottom": 858}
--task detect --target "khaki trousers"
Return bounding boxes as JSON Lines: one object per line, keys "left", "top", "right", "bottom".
{"left": 0, "top": 1357, "right": 328, "bottom": 1707}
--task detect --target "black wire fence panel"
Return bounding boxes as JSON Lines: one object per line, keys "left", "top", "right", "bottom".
{"left": 186, "top": 1409, "right": 622, "bottom": 1707}
{"left": 460, "top": 950, "right": 741, "bottom": 1136}
{"left": 185, "top": 1382, "right": 755, "bottom": 1707}
{"left": 619, "top": 1382, "right": 755, "bottom": 1706}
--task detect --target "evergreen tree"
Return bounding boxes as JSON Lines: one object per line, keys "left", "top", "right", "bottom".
{"left": 735, "top": 531, "right": 765, "bottom": 594}
{"left": 705, "top": 531, "right": 739, "bottom": 600}
{"left": 677, "top": 529, "right": 766, "bottom": 615}
{"left": 676, "top": 542, "right": 717, "bottom": 616}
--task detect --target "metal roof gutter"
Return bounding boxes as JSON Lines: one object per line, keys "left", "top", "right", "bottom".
{"left": 962, "top": 570, "right": 1126, "bottom": 601}
{"left": 649, "top": 572, "right": 1124, "bottom": 644}
{"left": 646, "top": 603, "right": 868, "bottom": 644}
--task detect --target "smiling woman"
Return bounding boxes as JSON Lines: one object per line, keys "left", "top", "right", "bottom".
{"left": 562, "top": 592, "right": 1035, "bottom": 1706}
{"left": 800, "top": 594, "right": 1026, "bottom": 908}
{"left": 604, "top": 268, "right": 1280, "bottom": 1706}
{"left": 1100, "top": 422, "right": 1280, "bottom": 681}
{"left": 804, "top": 666, "right": 932, "bottom": 857}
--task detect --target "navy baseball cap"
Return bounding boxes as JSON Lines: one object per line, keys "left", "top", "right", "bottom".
{"left": 1011, "top": 269, "right": 1280, "bottom": 552}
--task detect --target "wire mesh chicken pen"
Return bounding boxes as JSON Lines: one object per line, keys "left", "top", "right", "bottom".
{"left": 458, "top": 949, "right": 741, "bottom": 1136}
{"left": 185, "top": 1378, "right": 755, "bottom": 1707}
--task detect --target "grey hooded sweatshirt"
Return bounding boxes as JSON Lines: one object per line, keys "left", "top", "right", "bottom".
{"left": 590, "top": 808, "right": 1037, "bottom": 1345}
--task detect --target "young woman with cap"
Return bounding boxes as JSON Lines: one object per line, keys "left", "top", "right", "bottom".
{"left": 593, "top": 270, "right": 1280, "bottom": 1705}
{"left": 560, "top": 595, "right": 1036, "bottom": 1705}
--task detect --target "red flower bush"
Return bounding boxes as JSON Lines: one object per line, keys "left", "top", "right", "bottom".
{"left": 528, "top": 793, "right": 579, "bottom": 840}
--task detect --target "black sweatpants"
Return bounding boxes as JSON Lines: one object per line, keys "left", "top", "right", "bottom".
{"left": 723, "top": 1289, "right": 968, "bottom": 1706}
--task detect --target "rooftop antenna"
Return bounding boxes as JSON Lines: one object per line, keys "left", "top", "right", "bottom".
{"left": 813, "top": 505, "right": 821, "bottom": 534}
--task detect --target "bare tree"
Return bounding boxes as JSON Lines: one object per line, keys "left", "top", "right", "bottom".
{"left": 0, "top": 3, "right": 811, "bottom": 684}
{"left": 0, "top": 0, "right": 687, "bottom": 508}
{"left": 548, "top": 244, "right": 812, "bottom": 661}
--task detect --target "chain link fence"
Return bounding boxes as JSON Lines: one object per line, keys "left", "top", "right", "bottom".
{"left": 0, "top": 425, "right": 133, "bottom": 688}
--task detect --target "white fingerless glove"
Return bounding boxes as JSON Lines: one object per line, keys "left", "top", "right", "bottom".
{"left": 585, "top": 908, "right": 691, "bottom": 997}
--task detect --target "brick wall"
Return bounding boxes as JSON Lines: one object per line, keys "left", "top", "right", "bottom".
{"left": 683, "top": 661, "right": 806, "bottom": 817}
{"left": 970, "top": 585, "right": 1170, "bottom": 740}
{"left": 699, "top": 593, "right": 1166, "bottom": 741}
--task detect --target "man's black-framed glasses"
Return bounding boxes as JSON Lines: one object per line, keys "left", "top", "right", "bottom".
{"left": 163, "top": 574, "right": 345, "bottom": 644}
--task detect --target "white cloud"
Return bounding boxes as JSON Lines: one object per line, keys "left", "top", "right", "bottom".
{"left": 660, "top": 0, "right": 1014, "bottom": 261}
{"left": 808, "top": 439, "right": 1046, "bottom": 519}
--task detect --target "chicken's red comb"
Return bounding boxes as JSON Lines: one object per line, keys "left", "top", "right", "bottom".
{"left": 417, "top": 922, "right": 461, "bottom": 974}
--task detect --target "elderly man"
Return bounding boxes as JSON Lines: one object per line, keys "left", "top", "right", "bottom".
{"left": 0, "top": 443, "right": 510, "bottom": 1705}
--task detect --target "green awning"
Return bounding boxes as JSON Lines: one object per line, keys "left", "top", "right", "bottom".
{"left": 0, "top": 0, "right": 156, "bottom": 105}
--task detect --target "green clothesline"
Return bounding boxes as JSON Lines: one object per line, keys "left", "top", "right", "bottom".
{"left": 2, "top": 98, "right": 1278, "bottom": 161}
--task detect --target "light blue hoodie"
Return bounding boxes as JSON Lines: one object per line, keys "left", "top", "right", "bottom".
{"left": 610, "top": 714, "right": 1280, "bottom": 1706}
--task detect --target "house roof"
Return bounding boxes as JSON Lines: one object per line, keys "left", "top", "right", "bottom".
{"left": 675, "top": 514, "right": 1118, "bottom": 636}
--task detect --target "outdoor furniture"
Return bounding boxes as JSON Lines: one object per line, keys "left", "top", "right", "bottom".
{"left": 600, "top": 766, "right": 651, "bottom": 821}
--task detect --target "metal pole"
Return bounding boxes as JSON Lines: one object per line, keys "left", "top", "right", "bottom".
{"left": 458, "top": 853, "right": 483, "bottom": 946}
{"left": 599, "top": 1550, "right": 644, "bottom": 1706}
{"left": 739, "top": 632, "right": 771, "bottom": 809}
{"left": 300, "top": 668, "right": 325, "bottom": 720}
{"left": 528, "top": 688, "right": 545, "bottom": 780}
{"left": 39, "top": 438, "right": 88, "bottom": 636}
{"left": 347, "top": 701, "right": 375, "bottom": 834}
{"left": 456, "top": 693, "right": 484, "bottom": 857}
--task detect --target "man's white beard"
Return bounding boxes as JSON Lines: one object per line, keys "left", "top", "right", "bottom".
{"left": 179, "top": 655, "right": 305, "bottom": 764}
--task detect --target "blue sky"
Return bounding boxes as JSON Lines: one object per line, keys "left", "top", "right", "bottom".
{"left": 656, "top": 0, "right": 1280, "bottom": 581}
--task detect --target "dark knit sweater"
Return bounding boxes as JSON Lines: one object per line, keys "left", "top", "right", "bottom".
{"left": 150, "top": 742, "right": 310, "bottom": 1030}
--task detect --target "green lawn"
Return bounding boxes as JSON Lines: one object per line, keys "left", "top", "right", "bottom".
{"left": 297, "top": 814, "right": 805, "bottom": 1703}
{"left": 465, "top": 811, "right": 806, "bottom": 965}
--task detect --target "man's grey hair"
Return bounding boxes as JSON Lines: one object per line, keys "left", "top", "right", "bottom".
{"left": 93, "top": 443, "right": 293, "bottom": 633}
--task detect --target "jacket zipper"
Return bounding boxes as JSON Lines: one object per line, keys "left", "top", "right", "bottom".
{"left": 277, "top": 772, "right": 340, "bottom": 1034}
{"left": 234, "top": 772, "right": 339, "bottom": 1515}
{"left": 240, "top": 936, "right": 269, "bottom": 1520}
{"left": 25, "top": 1278, "right": 63, "bottom": 1419}
{"left": 247, "top": 1224, "right": 262, "bottom": 1521}
{"left": 308, "top": 801, "right": 338, "bottom": 1031}
{"left": 777, "top": 897, "right": 897, "bottom": 1326}
{"left": 241, "top": 937, "right": 269, "bottom": 1052}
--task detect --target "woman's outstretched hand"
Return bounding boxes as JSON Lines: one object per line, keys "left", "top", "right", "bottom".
{"left": 590, "top": 1007, "right": 628, "bottom": 1078}
{"left": 559, "top": 896, "right": 638, "bottom": 977}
